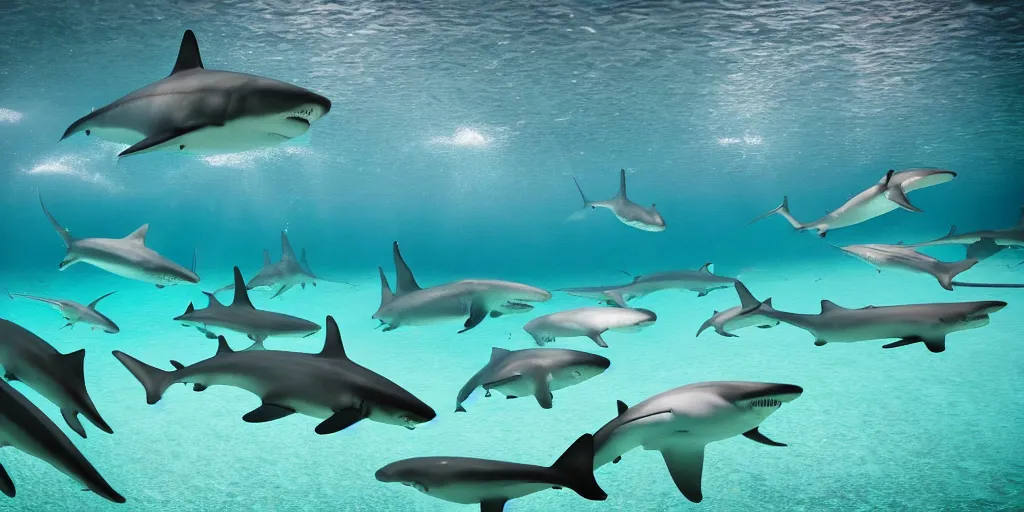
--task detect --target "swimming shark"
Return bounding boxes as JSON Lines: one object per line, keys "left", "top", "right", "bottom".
{"left": 113, "top": 316, "right": 436, "bottom": 434}
{"left": 0, "top": 319, "right": 113, "bottom": 439}
{"left": 373, "top": 242, "right": 551, "bottom": 333}
{"left": 174, "top": 267, "right": 321, "bottom": 349}
{"left": 454, "top": 347, "right": 610, "bottom": 412}
{"left": 909, "top": 209, "right": 1024, "bottom": 248}
{"left": 757, "top": 298, "right": 1007, "bottom": 353}
{"left": 572, "top": 169, "right": 666, "bottom": 232}
{"left": 523, "top": 307, "right": 657, "bottom": 347}
{"left": 60, "top": 30, "right": 331, "bottom": 157}
{"left": 375, "top": 433, "right": 607, "bottom": 512}
{"left": 0, "top": 378, "right": 124, "bottom": 503}
{"left": 838, "top": 243, "right": 978, "bottom": 290}
{"left": 555, "top": 279, "right": 635, "bottom": 306}
{"left": 696, "top": 281, "right": 779, "bottom": 337}
{"left": 6, "top": 290, "right": 120, "bottom": 333}
{"left": 213, "top": 232, "right": 321, "bottom": 298}
{"left": 591, "top": 381, "right": 802, "bottom": 503}
{"left": 749, "top": 168, "right": 957, "bottom": 237}
{"left": 41, "top": 196, "right": 200, "bottom": 287}
{"left": 598, "top": 264, "right": 735, "bottom": 307}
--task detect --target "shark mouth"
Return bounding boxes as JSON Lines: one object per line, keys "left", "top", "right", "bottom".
{"left": 965, "top": 313, "right": 990, "bottom": 322}
{"left": 748, "top": 398, "right": 783, "bottom": 409}
{"left": 287, "top": 116, "right": 312, "bottom": 126}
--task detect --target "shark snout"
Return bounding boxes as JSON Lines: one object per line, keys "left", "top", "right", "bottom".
{"left": 981, "top": 301, "right": 1008, "bottom": 315}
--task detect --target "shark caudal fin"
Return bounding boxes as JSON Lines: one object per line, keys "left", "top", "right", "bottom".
{"left": 695, "top": 315, "right": 716, "bottom": 337}
{"left": 39, "top": 194, "right": 74, "bottom": 249}
{"left": 748, "top": 196, "right": 806, "bottom": 231}
{"left": 111, "top": 351, "right": 175, "bottom": 405}
{"left": 566, "top": 176, "right": 595, "bottom": 222}
{"left": 377, "top": 267, "right": 394, "bottom": 308}
{"left": 550, "top": 434, "right": 607, "bottom": 501}
{"left": 938, "top": 259, "right": 980, "bottom": 291}
{"left": 59, "top": 349, "right": 114, "bottom": 438}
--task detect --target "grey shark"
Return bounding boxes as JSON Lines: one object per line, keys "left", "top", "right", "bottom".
{"left": 696, "top": 281, "right": 779, "bottom": 337}
{"left": 523, "top": 307, "right": 657, "bottom": 347}
{"left": 7, "top": 290, "right": 119, "bottom": 333}
{"left": 592, "top": 381, "right": 802, "bottom": 503}
{"left": 839, "top": 243, "right": 978, "bottom": 290}
{"left": 373, "top": 242, "right": 551, "bottom": 333}
{"left": 758, "top": 298, "right": 1007, "bottom": 353}
{"left": 0, "top": 319, "right": 113, "bottom": 439}
{"left": 910, "top": 209, "right": 1024, "bottom": 248}
{"left": 214, "top": 232, "right": 321, "bottom": 298}
{"left": 966, "top": 238, "right": 1008, "bottom": 261}
{"left": 0, "top": 378, "right": 124, "bottom": 502}
{"left": 113, "top": 316, "right": 436, "bottom": 434}
{"left": 454, "top": 347, "right": 610, "bottom": 412}
{"left": 61, "top": 30, "right": 331, "bottom": 157}
{"left": 750, "top": 168, "right": 957, "bottom": 237}
{"left": 41, "top": 196, "right": 200, "bottom": 287}
{"left": 375, "top": 433, "right": 606, "bottom": 512}
{"left": 174, "top": 266, "right": 320, "bottom": 349}
{"left": 572, "top": 169, "right": 666, "bottom": 231}
{"left": 556, "top": 280, "right": 634, "bottom": 306}
{"left": 598, "top": 264, "right": 735, "bottom": 307}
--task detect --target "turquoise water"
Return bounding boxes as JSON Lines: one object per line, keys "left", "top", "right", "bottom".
{"left": 2, "top": 1, "right": 1024, "bottom": 510}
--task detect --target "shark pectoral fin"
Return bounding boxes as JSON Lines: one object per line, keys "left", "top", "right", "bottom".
{"left": 886, "top": 187, "right": 922, "bottom": 213}
{"left": 269, "top": 284, "right": 293, "bottom": 299}
{"left": 661, "top": 445, "right": 706, "bottom": 503}
{"left": 193, "top": 384, "right": 208, "bottom": 392}
{"left": 612, "top": 456, "right": 622, "bottom": 464}
{"left": 60, "top": 322, "right": 73, "bottom": 330}
{"left": 0, "top": 463, "right": 13, "bottom": 497}
{"left": 315, "top": 408, "right": 366, "bottom": 435}
{"left": 924, "top": 338, "right": 946, "bottom": 353}
{"left": 533, "top": 374, "right": 554, "bottom": 409}
{"left": 242, "top": 403, "right": 295, "bottom": 423}
{"left": 2, "top": 372, "right": 16, "bottom": 382}
{"left": 382, "top": 324, "right": 399, "bottom": 332}
{"left": 61, "top": 408, "right": 87, "bottom": 439}
{"left": 604, "top": 292, "right": 627, "bottom": 308}
{"left": 118, "top": 126, "right": 207, "bottom": 157}
{"left": 813, "top": 340, "right": 827, "bottom": 347}
{"left": 588, "top": 332, "right": 609, "bottom": 348}
{"left": 480, "top": 499, "right": 508, "bottom": 512}
{"left": 715, "top": 326, "right": 738, "bottom": 338}
{"left": 881, "top": 337, "right": 922, "bottom": 350}
{"left": 696, "top": 291, "right": 708, "bottom": 297}
{"left": 489, "top": 310, "right": 503, "bottom": 318}
{"left": 742, "top": 427, "right": 787, "bottom": 447}
{"left": 458, "top": 301, "right": 488, "bottom": 334}
{"left": 756, "top": 324, "right": 774, "bottom": 329}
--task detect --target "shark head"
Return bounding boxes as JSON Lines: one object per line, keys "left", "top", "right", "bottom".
{"left": 494, "top": 301, "right": 535, "bottom": 316}
{"left": 675, "top": 382, "right": 804, "bottom": 440}
{"left": 946, "top": 300, "right": 1007, "bottom": 331}
{"left": 641, "top": 205, "right": 667, "bottom": 232}
{"left": 370, "top": 398, "right": 437, "bottom": 430}
{"left": 551, "top": 352, "right": 611, "bottom": 385}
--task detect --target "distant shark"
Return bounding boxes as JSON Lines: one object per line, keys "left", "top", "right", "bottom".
{"left": 750, "top": 168, "right": 957, "bottom": 237}
{"left": 838, "top": 243, "right": 978, "bottom": 290}
{"left": 373, "top": 242, "right": 551, "bottom": 333}
{"left": 41, "top": 195, "right": 200, "bottom": 287}
{"left": 0, "top": 319, "right": 113, "bottom": 439}
{"left": 592, "top": 381, "right": 803, "bottom": 503}
{"left": 174, "top": 266, "right": 321, "bottom": 349}
{"left": 113, "top": 316, "right": 436, "bottom": 434}
{"left": 696, "top": 281, "right": 779, "bottom": 337}
{"left": 909, "top": 208, "right": 1024, "bottom": 249}
{"left": 213, "top": 232, "right": 338, "bottom": 298}
{"left": 454, "top": 347, "right": 610, "bottom": 411}
{"left": 6, "top": 290, "right": 120, "bottom": 333}
{"left": 375, "top": 433, "right": 607, "bottom": 512}
{"left": 571, "top": 169, "right": 666, "bottom": 231}
{"left": 0, "top": 375, "right": 124, "bottom": 503}
{"left": 523, "top": 307, "right": 657, "bottom": 347}
{"left": 61, "top": 30, "right": 331, "bottom": 157}
{"left": 599, "top": 264, "right": 736, "bottom": 307}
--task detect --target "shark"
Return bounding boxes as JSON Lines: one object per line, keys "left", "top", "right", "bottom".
{"left": 696, "top": 280, "right": 779, "bottom": 337}
{"left": 909, "top": 208, "right": 1024, "bottom": 249}
{"left": 173, "top": 267, "right": 321, "bottom": 349}
{"left": 6, "top": 290, "right": 120, "bottom": 333}
{"left": 756, "top": 298, "right": 1007, "bottom": 353}
{"left": 523, "top": 307, "right": 657, "bottom": 347}
{"left": 375, "top": 433, "right": 607, "bottom": 512}
{"left": 591, "top": 381, "right": 803, "bottom": 503}
{"left": 749, "top": 168, "right": 957, "bottom": 237}
{"left": 556, "top": 281, "right": 634, "bottom": 306}
{"left": 0, "top": 376, "right": 124, "bottom": 503}
{"left": 454, "top": 347, "right": 610, "bottom": 412}
{"left": 41, "top": 195, "right": 200, "bottom": 287}
{"left": 213, "top": 232, "right": 323, "bottom": 298}
{"left": 373, "top": 242, "right": 551, "bottom": 333}
{"left": 0, "top": 319, "right": 113, "bottom": 439}
{"left": 571, "top": 169, "right": 666, "bottom": 231}
{"left": 838, "top": 243, "right": 978, "bottom": 290}
{"left": 113, "top": 316, "right": 436, "bottom": 434}
{"left": 597, "top": 264, "right": 736, "bottom": 307}
{"left": 60, "top": 30, "right": 331, "bottom": 157}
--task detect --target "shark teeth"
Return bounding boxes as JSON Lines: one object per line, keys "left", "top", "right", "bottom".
{"left": 748, "top": 398, "right": 782, "bottom": 409}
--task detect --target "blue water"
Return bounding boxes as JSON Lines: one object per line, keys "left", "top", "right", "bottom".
{"left": 2, "top": 1, "right": 1024, "bottom": 510}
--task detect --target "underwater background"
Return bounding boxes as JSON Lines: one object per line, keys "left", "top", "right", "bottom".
{"left": 1, "top": 0, "right": 1023, "bottom": 510}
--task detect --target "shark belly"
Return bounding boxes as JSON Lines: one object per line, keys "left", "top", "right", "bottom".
{"left": 723, "top": 312, "right": 775, "bottom": 332}
{"left": 82, "top": 257, "right": 161, "bottom": 283}
{"left": 167, "top": 115, "right": 312, "bottom": 154}
{"left": 827, "top": 195, "right": 898, "bottom": 229}
{"left": 426, "top": 481, "right": 552, "bottom": 504}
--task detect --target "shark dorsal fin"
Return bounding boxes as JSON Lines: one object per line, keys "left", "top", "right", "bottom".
{"left": 734, "top": 281, "right": 760, "bottom": 311}
{"left": 616, "top": 400, "right": 629, "bottom": 415}
{"left": 87, "top": 291, "right": 117, "bottom": 309}
{"left": 125, "top": 224, "right": 149, "bottom": 244}
{"left": 202, "top": 291, "right": 225, "bottom": 308}
{"left": 377, "top": 267, "right": 394, "bottom": 307}
{"left": 392, "top": 241, "right": 422, "bottom": 294}
{"left": 183, "top": 302, "right": 195, "bottom": 315}
{"left": 618, "top": 169, "right": 628, "bottom": 198}
{"left": 62, "top": 348, "right": 87, "bottom": 382}
{"left": 489, "top": 347, "right": 511, "bottom": 363}
{"left": 318, "top": 316, "right": 349, "bottom": 359}
{"left": 170, "top": 30, "right": 205, "bottom": 75}
{"left": 762, "top": 297, "right": 773, "bottom": 308}
{"left": 216, "top": 335, "right": 233, "bottom": 355}
{"left": 820, "top": 299, "right": 844, "bottom": 313}
{"left": 280, "top": 231, "right": 297, "bottom": 261}
{"left": 262, "top": 249, "right": 272, "bottom": 266}
{"left": 230, "top": 267, "right": 255, "bottom": 309}
{"left": 699, "top": 262, "right": 714, "bottom": 274}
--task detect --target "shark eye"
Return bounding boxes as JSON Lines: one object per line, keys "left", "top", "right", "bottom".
{"left": 573, "top": 370, "right": 582, "bottom": 377}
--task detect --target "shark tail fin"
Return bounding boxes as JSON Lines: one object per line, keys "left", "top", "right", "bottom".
{"left": 111, "top": 351, "right": 175, "bottom": 405}
{"left": 748, "top": 196, "right": 805, "bottom": 230}
{"left": 695, "top": 317, "right": 715, "bottom": 337}
{"left": 550, "top": 434, "right": 607, "bottom": 501}
{"left": 39, "top": 194, "right": 73, "bottom": 248}
{"left": 939, "top": 259, "right": 980, "bottom": 291}
{"left": 60, "top": 349, "right": 114, "bottom": 437}
{"left": 377, "top": 267, "right": 394, "bottom": 307}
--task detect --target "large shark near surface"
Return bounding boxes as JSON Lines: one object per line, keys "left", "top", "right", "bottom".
{"left": 7, "top": 290, "right": 120, "bottom": 333}
{"left": 373, "top": 242, "right": 551, "bottom": 333}
{"left": 40, "top": 195, "right": 199, "bottom": 287}
{"left": 61, "top": 30, "right": 331, "bottom": 157}
{"left": 750, "top": 168, "right": 957, "bottom": 237}
{"left": 592, "top": 381, "right": 803, "bottom": 503}
{"left": 571, "top": 169, "right": 666, "bottom": 231}
{"left": 113, "top": 316, "right": 436, "bottom": 434}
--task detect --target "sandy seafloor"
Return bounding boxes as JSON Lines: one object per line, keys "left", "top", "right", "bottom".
{"left": 0, "top": 257, "right": 1021, "bottom": 512}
